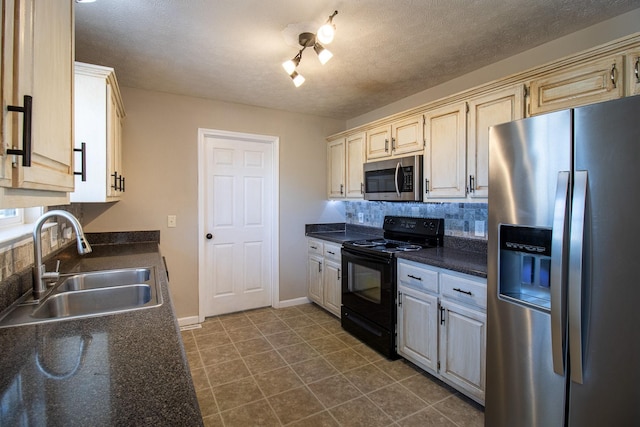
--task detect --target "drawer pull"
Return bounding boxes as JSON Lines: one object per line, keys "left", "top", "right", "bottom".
{"left": 407, "top": 274, "right": 422, "bottom": 281}
{"left": 453, "top": 287, "right": 473, "bottom": 296}
{"left": 327, "top": 251, "right": 335, "bottom": 255}
{"left": 310, "top": 246, "right": 318, "bottom": 250}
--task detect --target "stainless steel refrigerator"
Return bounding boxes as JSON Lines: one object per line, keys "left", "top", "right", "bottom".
{"left": 486, "top": 95, "right": 640, "bottom": 426}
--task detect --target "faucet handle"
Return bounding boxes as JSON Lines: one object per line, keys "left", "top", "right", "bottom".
{"left": 54, "top": 260, "right": 60, "bottom": 273}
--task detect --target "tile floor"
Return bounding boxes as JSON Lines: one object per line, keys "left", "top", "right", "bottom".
{"left": 181, "top": 303, "right": 484, "bottom": 427}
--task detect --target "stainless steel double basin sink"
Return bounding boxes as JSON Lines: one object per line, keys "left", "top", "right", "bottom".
{"left": 0, "top": 267, "right": 162, "bottom": 328}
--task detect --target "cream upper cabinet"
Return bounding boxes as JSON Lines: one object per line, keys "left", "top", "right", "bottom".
{"left": 0, "top": 0, "right": 75, "bottom": 207}
{"left": 365, "top": 115, "right": 424, "bottom": 161}
{"left": 467, "top": 85, "right": 525, "bottom": 198}
{"left": 391, "top": 115, "right": 424, "bottom": 156}
{"left": 626, "top": 48, "right": 640, "bottom": 96}
{"left": 327, "top": 138, "right": 346, "bottom": 198}
{"left": 424, "top": 103, "right": 467, "bottom": 199}
{"left": 327, "top": 132, "right": 364, "bottom": 199}
{"left": 528, "top": 54, "right": 625, "bottom": 116}
{"left": 345, "top": 132, "right": 365, "bottom": 198}
{"left": 72, "top": 63, "right": 126, "bottom": 203}
{"left": 365, "top": 124, "right": 390, "bottom": 160}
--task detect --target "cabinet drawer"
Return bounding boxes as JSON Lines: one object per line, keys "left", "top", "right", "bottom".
{"left": 323, "top": 244, "right": 341, "bottom": 262}
{"left": 441, "top": 273, "right": 487, "bottom": 309}
{"left": 307, "top": 239, "right": 324, "bottom": 255}
{"left": 398, "top": 260, "right": 438, "bottom": 294}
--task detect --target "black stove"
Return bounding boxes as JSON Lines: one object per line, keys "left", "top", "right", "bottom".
{"left": 340, "top": 216, "right": 444, "bottom": 359}
{"left": 343, "top": 216, "right": 444, "bottom": 257}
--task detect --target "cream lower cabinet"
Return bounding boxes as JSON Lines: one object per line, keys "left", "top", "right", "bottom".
{"left": 0, "top": 0, "right": 75, "bottom": 207}
{"left": 397, "top": 259, "right": 487, "bottom": 405}
{"left": 71, "top": 63, "right": 126, "bottom": 202}
{"left": 327, "top": 132, "right": 364, "bottom": 199}
{"left": 307, "top": 238, "right": 341, "bottom": 317}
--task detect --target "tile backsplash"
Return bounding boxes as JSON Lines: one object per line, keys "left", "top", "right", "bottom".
{"left": 0, "top": 204, "right": 84, "bottom": 282}
{"left": 344, "top": 201, "right": 488, "bottom": 239}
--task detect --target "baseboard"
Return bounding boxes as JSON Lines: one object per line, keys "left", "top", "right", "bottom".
{"left": 274, "top": 296, "right": 311, "bottom": 308}
{"left": 178, "top": 316, "right": 200, "bottom": 327}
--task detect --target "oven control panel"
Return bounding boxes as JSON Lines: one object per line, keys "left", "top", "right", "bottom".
{"left": 383, "top": 216, "right": 444, "bottom": 236}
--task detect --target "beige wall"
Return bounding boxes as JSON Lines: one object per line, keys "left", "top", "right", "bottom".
{"left": 82, "top": 89, "right": 345, "bottom": 319}
{"left": 347, "top": 8, "right": 640, "bottom": 128}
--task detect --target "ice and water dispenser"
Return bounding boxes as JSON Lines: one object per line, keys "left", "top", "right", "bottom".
{"left": 499, "top": 225, "right": 552, "bottom": 311}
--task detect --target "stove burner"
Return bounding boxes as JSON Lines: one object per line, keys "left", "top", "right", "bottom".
{"left": 351, "top": 239, "right": 386, "bottom": 248}
{"left": 397, "top": 244, "right": 422, "bottom": 251}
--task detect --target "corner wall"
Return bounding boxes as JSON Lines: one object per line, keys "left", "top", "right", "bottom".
{"left": 82, "top": 89, "right": 345, "bottom": 318}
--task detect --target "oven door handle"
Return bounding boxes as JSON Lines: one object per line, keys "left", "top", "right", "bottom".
{"left": 394, "top": 162, "right": 402, "bottom": 197}
{"left": 342, "top": 248, "right": 393, "bottom": 266}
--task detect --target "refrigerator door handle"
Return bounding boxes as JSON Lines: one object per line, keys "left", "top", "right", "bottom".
{"left": 551, "top": 171, "right": 570, "bottom": 375}
{"left": 569, "top": 170, "right": 588, "bottom": 384}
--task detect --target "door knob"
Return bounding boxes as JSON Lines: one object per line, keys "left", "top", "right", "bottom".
{"left": 206, "top": 233, "right": 213, "bottom": 240}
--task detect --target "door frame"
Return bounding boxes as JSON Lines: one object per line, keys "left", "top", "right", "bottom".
{"left": 197, "top": 128, "right": 280, "bottom": 323}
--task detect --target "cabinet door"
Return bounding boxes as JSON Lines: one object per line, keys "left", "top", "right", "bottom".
{"left": 439, "top": 299, "right": 486, "bottom": 404}
{"left": 391, "top": 115, "right": 424, "bottom": 156}
{"left": 0, "top": 0, "right": 16, "bottom": 188}
{"left": 529, "top": 55, "right": 624, "bottom": 116}
{"left": 345, "top": 132, "right": 365, "bottom": 198}
{"left": 12, "top": 0, "right": 74, "bottom": 192}
{"left": 323, "top": 260, "right": 342, "bottom": 317}
{"left": 397, "top": 286, "right": 439, "bottom": 374}
{"left": 327, "top": 138, "right": 345, "bottom": 198}
{"left": 424, "top": 103, "right": 467, "bottom": 199}
{"left": 107, "top": 83, "right": 125, "bottom": 198}
{"left": 366, "top": 125, "right": 391, "bottom": 160}
{"left": 467, "top": 86, "right": 524, "bottom": 198}
{"left": 626, "top": 48, "right": 640, "bottom": 96}
{"left": 308, "top": 255, "right": 323, "bottom": 305}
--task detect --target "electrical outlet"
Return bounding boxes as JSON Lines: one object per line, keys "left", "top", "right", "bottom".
{"left": 50, "top": 225, "right": 58, "bottom": 248}
{"left": 167, "top": 215, "right": 177, "bottom": 228}
{"left": 475, "top": 220, "right": 485, "bottom": 237}
{"left": 358, "top": 213, "right": 364, "bottom": 224}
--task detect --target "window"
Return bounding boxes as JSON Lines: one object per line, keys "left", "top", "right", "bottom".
{"left": 0, "top": 209, "right": 23, "bottom": 228}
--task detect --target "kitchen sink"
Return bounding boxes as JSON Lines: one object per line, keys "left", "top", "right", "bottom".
{"left": 0, "top": 267, "right": 162, "bottom": 328}
{"left": 32, "top": 284, "right": 152, "bottom": 319}
{"left": 58, "top": 268, "right": 152, "bottom": 292}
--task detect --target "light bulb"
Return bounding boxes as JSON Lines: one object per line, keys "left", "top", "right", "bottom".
{"left": 282, "top": 59, "right": 296, "bottom": 75}
{"left": 317, "top": 23, "right": 335, "bottom": 44}
{"left": 317, "top": 47, "right": 333, "bottom": 65}
{"left": 290, "top": 71, "right": 305, "bottom": 87}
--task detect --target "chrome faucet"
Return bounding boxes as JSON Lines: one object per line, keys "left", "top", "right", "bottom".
{"left": 32, "top": 210, "right": 92, "bottom": 300}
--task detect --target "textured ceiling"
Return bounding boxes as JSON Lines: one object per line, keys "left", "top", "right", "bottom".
{"left": 75, "top": 0, "right": 640, "bottom": 120}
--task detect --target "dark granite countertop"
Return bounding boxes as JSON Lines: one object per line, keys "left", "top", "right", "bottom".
{"left": 0, "top": 236, "right": 202, "bottom": 426}
{"left": 305, "top": 223, "right": 383, "bottom": 244}
{"left": 395, "top": 247, "right": 487, "bottom": 278}
{"left": 305, "top": 223, "right": 487, "bottom": 278}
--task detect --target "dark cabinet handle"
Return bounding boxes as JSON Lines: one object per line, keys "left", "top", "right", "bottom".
{"left": 453, "top": 287, "right": 473, "bottom": 296}
{"left": 468, "top": 175, "right": 475, "bottom": 194}
{"left": 121, "top": 176, "right": 125, "bottom": 192}
{"left": 74, "top": 142, "right": 87, "bottom": 181}
{"left": 407, "top": 274, "right": 422, "bottom": 281}
{"left": 206, "top": 233, "right": 213, "bottom": 240}
{"left": 111, "top": 171, "right": 119, "bottom": 190}
{"left": 7, "top": 95, "right": 32, "bottom": 167}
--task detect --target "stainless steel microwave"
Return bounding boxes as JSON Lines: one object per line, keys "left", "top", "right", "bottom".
{"left": 363, "top": 155, "right": 423, "bottom": 201}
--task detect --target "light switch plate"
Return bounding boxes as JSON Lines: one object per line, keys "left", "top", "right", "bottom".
{"left": 475, "top": 220, "right": 485, "bottom": 237}
{"left": 167, "top": 215, "right": 177, "bottom": 228}
{"left": 358, "top": 213, "right": 364, "bottom": 223}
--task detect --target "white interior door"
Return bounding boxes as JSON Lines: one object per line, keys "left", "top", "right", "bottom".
{"left": 199, "top": 130, "right": 277, "bottom": 318}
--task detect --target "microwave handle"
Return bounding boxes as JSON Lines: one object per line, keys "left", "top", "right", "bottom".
{"left": 394, "top": 162, "right": 401, "bottom": 197}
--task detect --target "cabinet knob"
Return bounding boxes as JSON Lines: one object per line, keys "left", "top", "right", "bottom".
{"left": 206, "top": 233, "right": 213, "bottom": 240}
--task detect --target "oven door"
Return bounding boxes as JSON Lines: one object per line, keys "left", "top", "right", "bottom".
{"left": 341, "top": 247, "right": 395, "bottom": 330}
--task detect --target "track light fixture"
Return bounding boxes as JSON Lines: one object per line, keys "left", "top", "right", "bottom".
{"left": 282, "top": 10, "right": 338, "bottom": 87}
